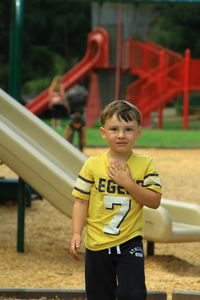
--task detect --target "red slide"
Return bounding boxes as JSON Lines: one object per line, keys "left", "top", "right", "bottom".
{"left": 26, "top": 28, "right": 109, "bottom": 115}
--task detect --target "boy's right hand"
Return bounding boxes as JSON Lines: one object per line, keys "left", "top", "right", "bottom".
{"left": 70, "top": 234, "right": 82, "bottom": 260}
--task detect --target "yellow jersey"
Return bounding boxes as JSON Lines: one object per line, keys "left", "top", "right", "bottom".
{"left": 72, "top": 151, "right": 162, "bottom": 251}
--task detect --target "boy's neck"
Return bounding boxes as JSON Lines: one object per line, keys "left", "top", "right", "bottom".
{"left": 108, "top": 150, "right": 132, "bottom": 164}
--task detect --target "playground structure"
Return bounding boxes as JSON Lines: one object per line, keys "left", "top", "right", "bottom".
{"left": 1, "top": 89, "right": 200, "bottom": 256}
{"left": 2, "top": 0, "right": 200, "bottom": 254}
{"left": 1, "top": 288, "right": 200, "bottom": 300}
{"left": 0, "top": 89, "right": 86, "bottom": 217}
{"left": 144, "top": 198, "right": 200, "bottom": 255}
{"left": 25, "top": 28, "right": 109, "bottom": 117}
{"left": 25, "top": 27, "right": 200, "bottom": 129}
{"left": 0, "top": 1, "right": 200, "bottom": 300}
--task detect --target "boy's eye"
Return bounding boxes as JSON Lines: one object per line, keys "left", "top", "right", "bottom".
{"left": 110, "top": 127, "right": 117, "bottom": 131}
{"left": 126, "top": 128, "right": 133, "bottom": 131}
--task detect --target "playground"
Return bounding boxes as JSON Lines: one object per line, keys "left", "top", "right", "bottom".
{"left": 1, "top": 1, "right": 200, "bottom": 299}
{"left": 0, "top": 148, "right": 200, "bottom": 300}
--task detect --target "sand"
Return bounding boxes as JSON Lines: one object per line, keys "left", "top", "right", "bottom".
{"left": 0, "top": 148, "right": 200, "bottom": 300}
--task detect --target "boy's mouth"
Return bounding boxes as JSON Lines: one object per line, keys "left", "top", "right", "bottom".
{"left": 116, "top": 142, "right": 127, "bottom": 145}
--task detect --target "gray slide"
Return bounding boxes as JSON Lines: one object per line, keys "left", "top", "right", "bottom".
{"left": 0, "top": 89, "right": 86, "bottom": 217}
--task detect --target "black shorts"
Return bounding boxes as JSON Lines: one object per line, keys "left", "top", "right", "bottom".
{"left": 85, "top": 236, "right": 147, "bottom": 300}
{"left": 51, "top": 103, "right": 64, "bottom": 119}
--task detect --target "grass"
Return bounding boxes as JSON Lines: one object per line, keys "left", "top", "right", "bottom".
{"left": 135, "top": 129, "right": 200, "bottom": 148}
{"left": 44, "top": 120, "right": 200, "bottom": 149}
{"left": 85, "top": 128, "right": 200, "bottom": 148}
{"left": 153, "top": 119, "right": 200, "bottom": 129}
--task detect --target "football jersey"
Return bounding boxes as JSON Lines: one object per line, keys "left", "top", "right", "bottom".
{"left": 72, "top": 151, "right": 162, "bottom": 251}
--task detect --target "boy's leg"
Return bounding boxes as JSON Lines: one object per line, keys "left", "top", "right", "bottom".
{"left": 85, "top": 248, "right": 116, "bottom": 300}
{"left": 56, "top": 105, "right": 63, "bottom": 129}
{"left": 51, "top": 106, "right": 56, "bottom": 128}
{"left": 78, "top": 130, "right": 83, "bottom": 151}
{"left": 116, "top": 237, "right": 147, "bottom": 300}
{"left": 67, "top": 129, "right": 74, "bottom": 144}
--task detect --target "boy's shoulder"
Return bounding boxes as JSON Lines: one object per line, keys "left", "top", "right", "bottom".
{"left": 132, "top": 151, "right": 153, "bottom": 160}
{"left": 82, "top": 152, "right": 107, "bottom": 173}
{"left": 86, "top": 151, "right": 107, "bottom": 163}
{"left": 131, "top": 152, "right": 155, "bottom": 166}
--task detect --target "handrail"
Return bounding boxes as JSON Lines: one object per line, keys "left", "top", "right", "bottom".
{"left": 126, "top": 39, "right": 185, "bottom": 121}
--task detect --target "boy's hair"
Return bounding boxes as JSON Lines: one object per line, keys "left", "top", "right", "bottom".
{"left": 72, "top": 112, "right": 82, "bottom": 123}
{"left": 101, "top": 100, "right": 142, "bottom": 126}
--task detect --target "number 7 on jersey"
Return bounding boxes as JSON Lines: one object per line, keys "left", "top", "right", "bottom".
{"left": 103, "top": 195, "right": 131, "bottom": 235}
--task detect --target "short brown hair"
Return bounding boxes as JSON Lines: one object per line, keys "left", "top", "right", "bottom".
{"left": 101, "top": 100, "right": 142, "bottom": 126}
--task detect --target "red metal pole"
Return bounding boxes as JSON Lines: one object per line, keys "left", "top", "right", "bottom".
{"left": 183, "top": 49, "right": 190, "bottom": 130}
{"left": 115, "top": 4, "right": 123, "bottom": 100}
{"left": 86, "top": 72, "right": 101, "bottom": 128}
{"left": 157, "top": 50, "right": 166, "bottom": 129}
{"left": 143, "top": 43, "right": 149, "bottom": 73}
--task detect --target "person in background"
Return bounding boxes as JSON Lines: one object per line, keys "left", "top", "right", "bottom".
{"left": 65, "top": 84, "right": 87, "bottom": 123}
{"left": 48, "top": 76, "right": 68, "bottom": 129}
{"left": 64, "top": 112, "right": 86, "bottom": 152}
{"left": 70, "top": 100, "right": 162, "bottom": 300}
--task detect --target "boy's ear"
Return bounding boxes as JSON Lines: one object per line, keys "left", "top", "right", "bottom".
{"left": 100, "top": 127, "right": 106, "bottom": 140}
{"left": 136, "top": 126, "right": 142, "bottom": 140}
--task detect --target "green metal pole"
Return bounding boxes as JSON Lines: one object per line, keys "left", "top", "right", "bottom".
{"left": 8, "top": 0, "right": 24, "bottom": 101}
{"left": 17, "top": 178, "right": 25, "bottom": 252}
{"left": 8, "top": 0, "right": 26, "bottom": 252}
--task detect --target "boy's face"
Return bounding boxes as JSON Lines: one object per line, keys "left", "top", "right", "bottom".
{"left": 100, "top": 114, "right": 141, "bottom": 155}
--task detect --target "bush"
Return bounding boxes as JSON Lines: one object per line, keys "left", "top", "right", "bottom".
{"left": 174, "top": 93, "right": 200, "bottom": 115}
{"left": 22, "top": 77, "right": 51, "bottom": 96}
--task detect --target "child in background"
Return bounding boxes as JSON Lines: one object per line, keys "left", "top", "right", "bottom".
{"left": 64, "top": 112, "right": 86, "bottom": 152}
{"left": 70, "top": 100, "right": 162, "bottom": 300}
{"left": 48, "top": 76, "right": 68, "bottom": 129}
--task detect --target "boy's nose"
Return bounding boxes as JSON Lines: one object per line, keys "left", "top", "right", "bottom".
{"left": 118, "top": 130, "right": 125, "bottom": 138}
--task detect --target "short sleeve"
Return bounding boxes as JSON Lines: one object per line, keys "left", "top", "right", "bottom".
{"left": 72, "top": 158, "right": 94, "bottom": 200}
{"left": 143, "top": 158, "right": 162, "bottom": 193}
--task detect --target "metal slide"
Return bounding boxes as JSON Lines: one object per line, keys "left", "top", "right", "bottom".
{"left": 26, "top": 28, "right": 109, "bottom": 115}
{"left": 0, "top": 89, "right": 86, "bottom": 217}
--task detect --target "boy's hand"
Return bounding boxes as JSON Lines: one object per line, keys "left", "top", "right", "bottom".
{"left": 108, "top": 160, "right": 132, "bottom": 188}
{"left": 70, "top": 234, "right": 82, "bottom": 260}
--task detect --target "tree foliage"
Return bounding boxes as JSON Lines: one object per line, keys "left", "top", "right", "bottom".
{"left": 1, "top": 1, "right": 200, "bottom": 98}
{"left": 0, "top": 0, "right": 91, "bottom": 95}
{"left": 149, "top": 3, "right": 200, "bottom": 57}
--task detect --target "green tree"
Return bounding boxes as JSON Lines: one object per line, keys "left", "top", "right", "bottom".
{"left": 0, "top": 0, "right": 91, "bottom": 96}
{"left": 150, "top": 3, "right": 200, "bottom": 58}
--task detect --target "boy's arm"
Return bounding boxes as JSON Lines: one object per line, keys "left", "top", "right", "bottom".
{"left": 48, "top": 87, "right": 53, "bottom": 107}
{"left": 81, "top": 127, "right": 86, "bottom": 145}
{"left": 70, "top": 197, "right": 89, "bottom": 260}
{"left": 64, "top": 125, "right": 70, "bottom": 140}
{"left": 124, "top": 179, "right": 161, "bottom": 209}
{"left": 108, "top": 161, "right": 161, "bottom": 209}
{"left": 60, "top": 84, "right": 65, "bottom": 97}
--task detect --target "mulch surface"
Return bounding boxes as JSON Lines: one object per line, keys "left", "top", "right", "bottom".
{"left": 0, "top": 148, "right": 200, "bottom": 300}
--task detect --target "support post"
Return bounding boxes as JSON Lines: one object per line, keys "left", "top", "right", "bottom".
{"left": 183, "top": 49, "right": 190, "bottom": 130}
{"left": 157, "top": 50, "right": 166, "bottom": 129}
{"left": 114, "top": 4, "right": 123, "bottom": 100}
{"left": 17, "top": 178, "right": 26, "bottom": 252}
{"left": 147, "top": 241, "right": 155, "bottom": 256}
{"left": 8, "top": 0, "right": 24, "bottom": 101}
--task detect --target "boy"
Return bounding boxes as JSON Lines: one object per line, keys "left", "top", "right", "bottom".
{"left": 70, "top": 100, "right": 162, "bottom": 300}
{"left": 64, "top": 112, "right": 85, "bottom": 152}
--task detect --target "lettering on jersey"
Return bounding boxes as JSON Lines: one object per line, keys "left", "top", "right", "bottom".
{"left": 98, "top": 178, "right": 106, "bottom": 192}
{"left": 98, "top": 178, "right": 128, "bottom": 195}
